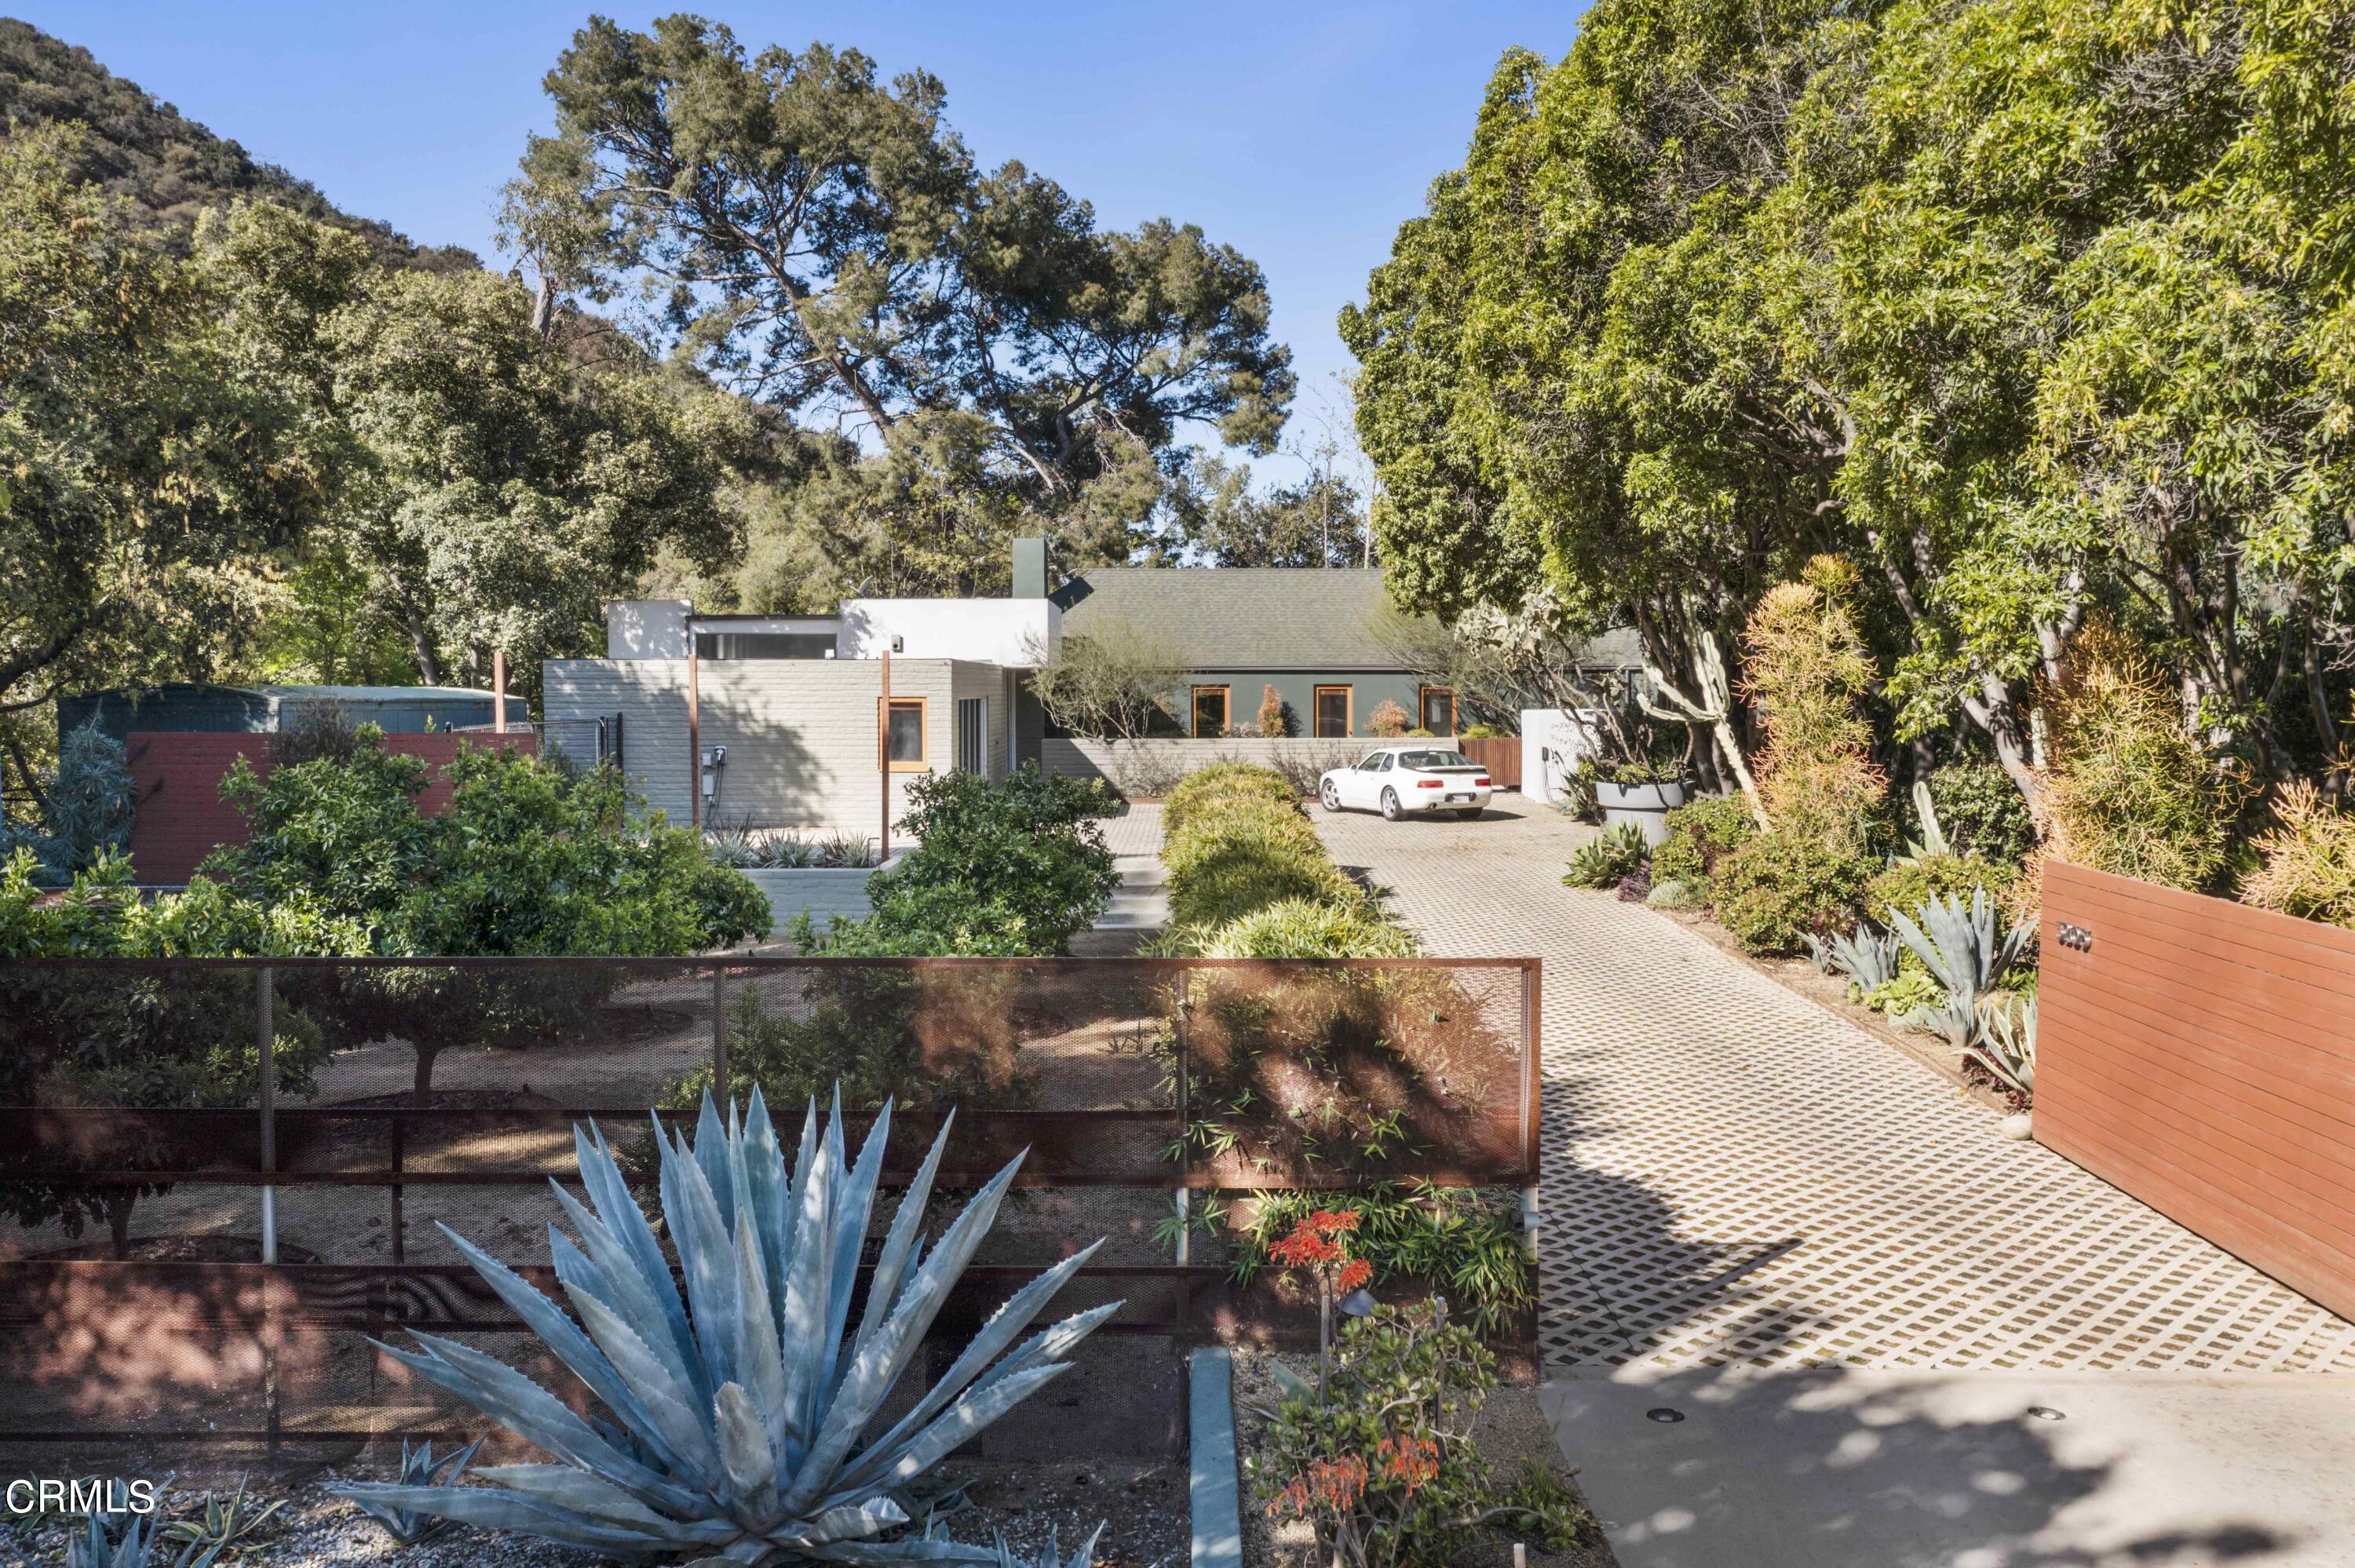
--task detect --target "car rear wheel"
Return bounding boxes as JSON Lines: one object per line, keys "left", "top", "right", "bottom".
{"left": 1320, "top": 779, "right": 1342, "bottom": 813}
{"left": 1380, "top": 788, "right": 1404, "bottom": 822}
{"left": 1455, "top": 807, "right": 1484, "bottom": 820}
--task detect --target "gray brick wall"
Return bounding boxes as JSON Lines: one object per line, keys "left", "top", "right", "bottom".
{"left": 550, "top": 657, "right": 992, "bottom": 834}
{"left": 542, "top": 659, "right": 695, "bottom": 822}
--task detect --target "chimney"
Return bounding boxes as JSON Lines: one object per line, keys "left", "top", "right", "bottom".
{"left": 1012, "top": 537, "right": 1049, "bottom": 599}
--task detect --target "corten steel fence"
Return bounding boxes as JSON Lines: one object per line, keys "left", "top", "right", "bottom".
{"left": 0, "top": 955, "right": 1538, "bottom": 1453}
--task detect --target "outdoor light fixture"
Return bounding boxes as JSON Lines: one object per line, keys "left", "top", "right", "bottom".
{"left": 1338, "top": 1288, "right": 1378, "bottom": 1318}
{"left": 2026, "top": 1406, "right": 2066, "bottom": 1421}
{"left": 1646, "top": 1407, "right": 1685, "bottom": 1424}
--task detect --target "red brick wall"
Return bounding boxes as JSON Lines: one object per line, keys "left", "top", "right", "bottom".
{"left": 125, "top": 731, "right": 539, "bottom": 884}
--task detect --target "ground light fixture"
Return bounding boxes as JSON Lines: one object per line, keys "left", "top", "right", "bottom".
{"left": 1646, "top": 1407, "right": 1686, "bottom": 1424}
{"left": 2026, "top": 1406, "right": 2066, "bottom": 1421}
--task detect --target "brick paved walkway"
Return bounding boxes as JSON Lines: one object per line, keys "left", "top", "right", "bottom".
{"left": 1314, "top": 796, "right": 2355, "bottom": 1377}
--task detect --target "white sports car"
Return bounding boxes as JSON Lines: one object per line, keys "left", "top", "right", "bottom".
{"left": 1318, "top": 744, "right": 1494, "bottom": 821}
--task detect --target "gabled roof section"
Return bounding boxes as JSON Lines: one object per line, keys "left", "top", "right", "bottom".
{"left": 1050, "top": 567, "right": 1427, "bottom": 669}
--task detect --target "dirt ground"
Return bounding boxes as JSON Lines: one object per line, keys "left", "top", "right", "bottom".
{"left": 1229, "top": 1347, "right": 1619, "bottom": 1568}
{"left": 0, "top": 1455, "right": 1186, "bottom": 1568}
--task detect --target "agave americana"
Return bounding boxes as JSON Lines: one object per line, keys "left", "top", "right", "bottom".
{"left": 332, "top": 1090, "right": 1116, "bottom": 1563}
{"left": 1889, "top": 888, "right": 2032, "bottom": 1049}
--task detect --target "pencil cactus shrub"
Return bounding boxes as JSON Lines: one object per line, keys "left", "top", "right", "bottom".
{"left": 330, "top": 1090, "right": 1117, "bottom": 1563}
{"left": 2039, "top": 622, "right": 2235, "bottom": 893}
{"left": 2239, "top": 782, "right": 2355, "bottom": 928}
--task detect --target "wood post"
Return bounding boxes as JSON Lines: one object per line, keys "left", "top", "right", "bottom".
{"left": 491, "top": 648, "right": 506, "bottom": 733}
{"left": 878, "top": 647, "right": 893, "bottom": 859}
{"left": 688, "top": 635, "right": 702, "bottom": 829}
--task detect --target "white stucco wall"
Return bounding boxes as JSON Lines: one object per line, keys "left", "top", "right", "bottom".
{"left": 605, "top": 600, "right": 692, "bottom": 659}
{"left": 837, "top": 599, "right": 1060, "bottom": 667}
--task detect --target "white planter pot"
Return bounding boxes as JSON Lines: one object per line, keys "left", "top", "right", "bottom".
{"left": 1596, "top": 779, "right": 1689, "bottom": 846}
{"left": 2002, "top": 1110, "right": 2035, "bottom": 1141}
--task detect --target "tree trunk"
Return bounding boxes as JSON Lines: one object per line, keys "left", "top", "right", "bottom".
{"left": 412, "top": 1041, "right": 444, "bottom": 1106}
{"left": 404, "top": 605, "right": 442, "bottom": 687}
{"left": 105, "top": 1193, "right": 136, "bottom": 1260}
{"left": 531, "top": 273, "right": 558, "bottom": 341}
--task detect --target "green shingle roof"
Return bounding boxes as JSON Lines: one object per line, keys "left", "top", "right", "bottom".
{"left": 1052, "top": 567, "right": 1428, "bottom": 669}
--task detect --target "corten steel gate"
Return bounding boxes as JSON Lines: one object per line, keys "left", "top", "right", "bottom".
{"left": 0, "top": 954, "right": 1539, "bottom": 1453}
{"left": 2039, "top": 862, "right": 2355, "bottom": 1321}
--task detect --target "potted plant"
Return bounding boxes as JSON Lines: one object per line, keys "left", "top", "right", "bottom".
{"left": 1577, "top": 687, "right": 1690, "bottom": 844}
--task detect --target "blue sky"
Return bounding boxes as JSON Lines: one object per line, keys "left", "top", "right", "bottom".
{"left": 24, "top": 2, "right": 1585, "bottom": 484}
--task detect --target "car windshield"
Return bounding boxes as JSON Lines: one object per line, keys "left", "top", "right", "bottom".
{"left": 1397, "top": 749, "right": 1477, "bottom": 770}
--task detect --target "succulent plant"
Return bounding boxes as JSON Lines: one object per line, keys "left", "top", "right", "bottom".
{"left": 1889, "top": 888, "right": 2032, "bottom": 1048}
{"left": 1564, "top": 822, "right": 1648, "bottom": 888}
{"left": 1968, "top": 994, "right": 2036, "bottom": 1099}
{"left": 1814, "top": 925, "right": 1902, "bottom": 995}
{"left": 160, "top": 1479, "right": 282, "bottom": 1559}
{"left": 345, "top": 1437, "right": 484, "bottom": 1544}
{"left": 984, "top": 1525, "right": 1104, "bottom": 1568}
{"left": 330, "top": 1089, "right": 1117, "bottom": 1563}
{"left": 68, "top": 1512, "right": 221, "bottom": 1568}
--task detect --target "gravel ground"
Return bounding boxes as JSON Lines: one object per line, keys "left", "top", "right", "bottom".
{"left": 1229, "top": 1348, "right": 1618, "bottom": 1568}
{"left": 0, "top": 1456, "right": 1186, "bottom": 1568}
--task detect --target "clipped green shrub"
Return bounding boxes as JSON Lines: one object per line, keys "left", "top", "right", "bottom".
{"left": 1163, "top": 786, "right": 1354, "bottom": 932}
{"left": 1164, "top": 760, "right": 1299, "bottom": 834}
{"left": 1195, "top": 897, "right": 1418, "bottom": 958}
{"left": 1459, "top": 722, "right": 1510, "bottom": 740}
{"left": 1861, "top": 852, "right": 2014, "bottom": 925}
{"left": 1925, "top": 763, "right": 2039, "bottom": 867}
{"left": 1650, "top": 794, "right": 1756, "bottom": 892}
{"left": 1714, "top": 831, "right": 1874, "bottom": 954}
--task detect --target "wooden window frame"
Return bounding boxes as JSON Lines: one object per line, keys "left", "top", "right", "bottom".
{"left": 1419, "top": 685, "right": 1458, "bottom": 735}
{"left": 883, "top": 695, "right": 930, "bottom": 772}
{"left": 1313, "top": 684, "right": 1353, "bottom": 738}
{"left": 1192, "top": 684, "right": 1231, "bottom": 738}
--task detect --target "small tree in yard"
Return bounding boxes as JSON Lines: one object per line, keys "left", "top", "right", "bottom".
{"left": 0, "top": 849, "right": 370, "bottom": 1256}
{"left": 1031, "top": 615, "right": 1188, "bottom": 740}
{"left": 206, "top": 729, "right": 769, "bottom": 1099}
{"left": 1367, "top": 699, "right": 1411, "bottom": 738}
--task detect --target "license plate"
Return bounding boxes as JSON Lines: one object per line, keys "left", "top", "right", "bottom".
{"left": 1447, "top": 794, "right": 1470, "bottom": 803}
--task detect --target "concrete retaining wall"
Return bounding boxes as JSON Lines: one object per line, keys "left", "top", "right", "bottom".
{"left": 742, "top": 865, "right": 884, "bottom": 929}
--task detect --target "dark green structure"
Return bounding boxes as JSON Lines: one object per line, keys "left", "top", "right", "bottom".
{"left": 1042, "top": 567, "right": 1452, "bottom": 739}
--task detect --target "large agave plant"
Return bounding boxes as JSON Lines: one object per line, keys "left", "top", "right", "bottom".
{"left": 332, "top": 1090, "right": 1117, "bottom": 1563}
{"left": 1889, "top": 889, "right": 2032, "bottom": 1048}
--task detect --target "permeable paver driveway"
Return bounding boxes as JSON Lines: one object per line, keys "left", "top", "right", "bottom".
{"left": 1313, "top": 794, "right": 2355, "bottom": 1568}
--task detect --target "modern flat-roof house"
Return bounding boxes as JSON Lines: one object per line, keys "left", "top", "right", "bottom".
{"left": 1046, "top": 565, "right": 1454, "bottom": 738}
{"left": 546, "top": 539, "right": 1645, "bottom": 827}
{"left": 543, "top": 571, "right": 1058, "bottom": 831}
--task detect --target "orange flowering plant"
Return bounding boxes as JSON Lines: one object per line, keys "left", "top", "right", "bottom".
{"left": 1252, "top": 1300, "right": 1522, "bottom": 1568}
{"left": 1268, "top": 1209, "right": 1375, "bottom": 1399}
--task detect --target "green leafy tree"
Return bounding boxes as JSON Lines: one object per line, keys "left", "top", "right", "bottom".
{"left": 0, "top": 848, "right": 370, "bottom": 1256}
{"left": 1345, "top": 0, "right": 2355, "bottom": 822}
{"left": 205, "top": 729, "right": 770, "bottom": 1096}
{"left": 517, "top": 14, "right": 1295, "bottom": 587}
{"left": 0, "top": 127, "right": 324, "bottom": 735}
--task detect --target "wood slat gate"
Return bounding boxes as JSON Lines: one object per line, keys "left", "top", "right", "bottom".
{"left": 1459, "top": 735, "right": 1521, "bottom": 789}
{"left": 2038, "top": 861, "right": 2355, "bottom": 1321}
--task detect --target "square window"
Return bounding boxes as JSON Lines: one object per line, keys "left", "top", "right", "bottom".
{"left": 1419, "top": 686, "right": 1456, "bottom": 734}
